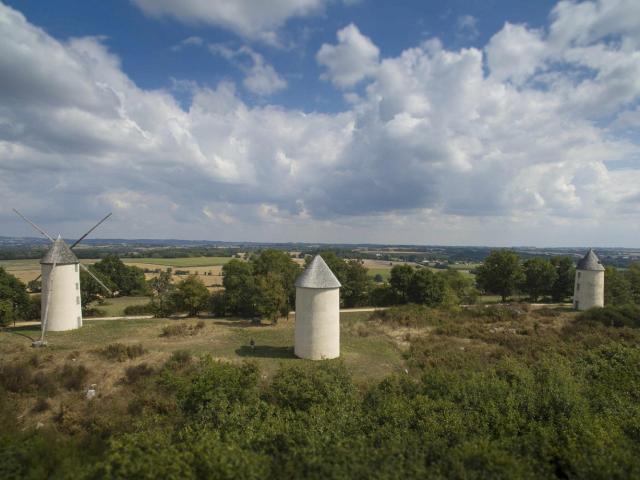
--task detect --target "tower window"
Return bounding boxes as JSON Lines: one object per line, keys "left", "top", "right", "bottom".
{"left": 76, "top": 296, "right": 80, "bottom": 305}
{"left": 576, "top": 283, "right": 580, "bottom": 291}
{"left": 76, "top": 282, "right": 79, "bottom": 290}
{"left": 577, "top": 272, "right": 581, "bottom": 279}
{"left": 75, "top": 264, "right": 78, "bottom": 273}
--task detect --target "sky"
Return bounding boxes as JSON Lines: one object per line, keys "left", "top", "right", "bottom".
{"left": 1, "top": 0, "right": 639, "bottom": 247}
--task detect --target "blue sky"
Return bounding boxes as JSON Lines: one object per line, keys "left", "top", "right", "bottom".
{"left": 5, "top": 0, "right": 556, "bottom": 112}
{"left": 1, "top": 0, "right": 639, "bottom": 246}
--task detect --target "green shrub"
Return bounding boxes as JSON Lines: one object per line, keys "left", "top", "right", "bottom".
{"left": 97, "top": 343, "right": 146, "bottom": 362}
{"left": 167, "top": 350, "right": 192, "bottom": 368}
{"left": 161, "top": 322, "right": 205, "bottom": 337}
{"left": 0, "top": 363, "right": 33, "bottom": 393}
{"left": 59, "top": 364, "right": 89, "bottom": 391}
{"left": 578, "top": 304, "right": 640, "bottom": 328}
{"left": 123, "top": 363, "right": 154, "bottom": 385}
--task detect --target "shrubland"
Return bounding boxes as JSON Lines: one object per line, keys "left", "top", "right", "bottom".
{"left": 1, "top": 304, "right": 639, "bottom": 478}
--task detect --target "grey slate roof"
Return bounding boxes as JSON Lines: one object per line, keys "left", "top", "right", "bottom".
{"left": 41, "top": 237, "right": 79, "bottom": 265}
{"left": 295, "top": 255, "right": 341, "bottom": 289}
{"left": 577, "top": 249, "right": 605, "bottom": 271}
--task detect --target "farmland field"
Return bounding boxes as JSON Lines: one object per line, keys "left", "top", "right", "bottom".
{"left": 0, "top": 257, "right": 231, "bottom": 287}
{"left": 124, "top": 256, "right": 232, "bottom": 267}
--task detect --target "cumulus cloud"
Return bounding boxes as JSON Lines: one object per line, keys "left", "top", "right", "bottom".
{"left": 456, "top": 14, "right": 479, "bottom": 41}
{"left": 485, "top": 23, "right": 546, "bottom": 84}
{"left": 209, "top": 44, "right": 287, "bottom": 96}
{"left": 132, "top": 0, "right": 331, "bottom": 45}
{"left": 316, "top": 23, "right": 379, "bottom": 88}
{"left": 1, "top": 1, "right": 640, "bottom": 245}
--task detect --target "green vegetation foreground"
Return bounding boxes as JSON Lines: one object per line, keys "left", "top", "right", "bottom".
{"left": 2, "top": 304, "right": 640, "bottom": 478}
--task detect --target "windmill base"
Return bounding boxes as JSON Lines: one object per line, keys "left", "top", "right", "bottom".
{"left": 31, "top": 340, "right": 48, "bottom": 348}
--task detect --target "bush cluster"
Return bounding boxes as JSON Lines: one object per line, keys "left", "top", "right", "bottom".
{"left": 96, "top": 343, "right": 146, "bottom": 362}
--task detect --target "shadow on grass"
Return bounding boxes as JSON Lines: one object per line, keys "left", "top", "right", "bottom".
{"left": 235, "top": 345, "right": 296, "bottom": 359}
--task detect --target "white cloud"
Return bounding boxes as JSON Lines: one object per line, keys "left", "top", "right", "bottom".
{"left": 170, "top": 36, "right": 204, "bottom": 51}
{"left": 316, "top": 23, "right": 379, "bottom": 88}
{"left": 131, "top": 0, "right": 330, "bottom": 45}
{"left": 2, "top": 1, "right": 640, "bottom": 245}
{"left": 456, "top": 14, "right": 479, "bottom": 40}
{"left": 209, "top": 44, "right": 287, "bottom": 95}
{"left": 485, "top": 23, "right": 547, "bottom": 84}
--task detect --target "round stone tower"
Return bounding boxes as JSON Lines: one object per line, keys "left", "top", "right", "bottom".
{"left": 41, "top": 236, "right": 83, "bottom": 331}
{"left": 573, "top": 249, "right": 605, "bottom": 311}
{"left": 294, "top": 255, "right": 341, "bottom": 360}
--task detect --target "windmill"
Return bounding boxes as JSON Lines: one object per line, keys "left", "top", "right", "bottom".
{"left": 13, "top": 209, "right": 113, "bottom": 347}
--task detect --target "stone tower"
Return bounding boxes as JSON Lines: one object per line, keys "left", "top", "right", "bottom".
{"left": 573, "top": 249, "right": 605, "bottom": 311}
{"left": 294, "top": 255, "right": 341, "bottom": 360}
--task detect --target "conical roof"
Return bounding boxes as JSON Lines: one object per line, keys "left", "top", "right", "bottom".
{"left": 40, "top": 236, "right": 79, "bottom": 265}
{"left": 295, "top": 255, "right": 341, "bottom": 289}
{"left": 577, "top": 249, "right": 605, "bottom": 271}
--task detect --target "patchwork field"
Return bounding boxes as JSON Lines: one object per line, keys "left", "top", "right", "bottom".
{"left": 0, "top": 257, "right": 232, "bottom": 288}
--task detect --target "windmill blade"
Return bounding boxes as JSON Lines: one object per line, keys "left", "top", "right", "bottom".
{"left": 70, "top": 212, "right": 112, "bottom": 249}
{"left": 13, "top": 209, "right": 54, "bottom": 242}
{"left": 40, "top": 261, "right": 56, "bottom": 343}
{"left": 80, "top": 263, "right": 112, "bottom": 295}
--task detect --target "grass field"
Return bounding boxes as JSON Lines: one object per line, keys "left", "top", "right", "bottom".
{"left": 1, "top": 311, "right": 403, "bottom": 384}
{"left": 89, "top": 296, "right": 151, "bottom": 317}
{"left": 367, "top": 267, "right": 391, "bottom": 280}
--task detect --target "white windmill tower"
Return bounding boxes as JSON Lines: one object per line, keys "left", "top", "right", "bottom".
{"left": 294, "top": 255, "right": 341, "bottom": 360}
{"left": 13, "top": 209, "right": 113, "bottom": 346}
{"left": 573, "top": 249, "right": 605, "bottom": 311}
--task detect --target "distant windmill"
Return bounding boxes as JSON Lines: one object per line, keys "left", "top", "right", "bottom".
{"left": 13, "top": 209, "right": 113, "bottom": 347}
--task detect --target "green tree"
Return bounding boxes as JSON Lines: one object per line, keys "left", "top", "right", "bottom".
{"left": 251, "top": 250, "right": 300, "bottom": 310}
{"left": 389, "top": 264, "right": 415, "bottom": 303}
{"left": 149, "top": 271, "right": 175, "bottom": 317}
{"left": 604, "top": 267, "right": 633, "bottom": 306}
{"left": 308, "top": 252, "right": 370, "bottom": 307}
{"left": 627, "top": 262, "right": 640, "bottom": 304}
{"left": 408, "top": 268, "right": 446, "bottom": 306}
{"left": 92, "top": 254, "right": 147, "bottom": 296}
{"left": 221, "top": 260, "right": 257, "bottom": 317}
{"left": 550, "top": 256, "right": 576, "bottom": 302}
{"left": 521, "top": 258, "right": 557, "bottom": 302}
{"left": 80, "top": 267, "right": 114, "bottom": 311}
{"left": 255, "top": 273, "right": 288, "bottom": 324}
{"left": 174, "top": 276, "right": 210, "bottom": 316}
{"left": 439, "top": 269, "right": 479, "bottom": 305}
{"left": 476, "top": 250, "right": 524, "bottom": 302}
{"left": 0, "top": 267, "right": 29, "bottom": 326}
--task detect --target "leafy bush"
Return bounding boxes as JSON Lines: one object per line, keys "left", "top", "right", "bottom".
{"left": 161, "top": 321, "right": 205, "bottom": 337}
{"left": 167, "top": 350, "right": 192, "bottom": 368}
{"left": 83, "top": 308, "right": 107, "bottom": 318}
{"left": 59, "top": 364, "right": 89, "bottom": 391}
{"left": 123, "top": 363, "right": 154, "bottom": 385}
{"left": 0, "top": 363, "right": 33, "bottom": 393}
{"left": 97, "top": 343, "right": 146, "bottom": 362}
{"left": 578, "top": 304, "right": 640, "bottom": 328}
{"left": 32, "top": 397, "right": 50, "bottom": 413}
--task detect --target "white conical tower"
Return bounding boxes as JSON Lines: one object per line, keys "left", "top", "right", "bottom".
{"left": 41, "top": 236, "right": 83, "bottom": 331}
{"left": 294, "top": 255, "right": 341, "bottom": 360}
{"left": 573, "top": 249, "right": 605, "bottom": 311}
